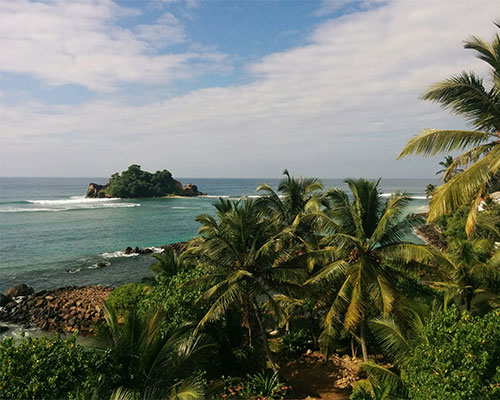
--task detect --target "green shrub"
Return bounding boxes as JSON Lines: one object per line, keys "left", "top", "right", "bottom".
{"left": 402, "top": 307, "right": 500, "bottom": 400}
{"left": 212, "top": 371, "right": 291, "bottom": 400}
{"left": 280, "top": 329, "right": 313, "bottom": 359}
{"left": 107, "top": 282, "right": 152, "bottom": 314}
{"left": 350, "top": 380, "right": 375, "bottom": 400}
{"left": 141, "top": 267, "right": 208, "bottom": 334}
{"left": 0, "top": 335, "right": 118, "bottom": 399}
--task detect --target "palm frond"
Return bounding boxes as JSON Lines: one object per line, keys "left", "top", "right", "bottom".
{"left": 398, "top": 129, "right": 490, "bottom": 158}
{"left": 428, "top": 154, "right": 491, "bottom": 224}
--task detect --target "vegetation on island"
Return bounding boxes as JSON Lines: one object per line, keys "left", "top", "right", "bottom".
{"left": 2, "top": 25, "right": 500, "bottom": 400}
{"left": 87, "top": 164, "right": 203, "bottom": 198}
{"left": 107, "top": 164, "right": 181, "bottom": 198}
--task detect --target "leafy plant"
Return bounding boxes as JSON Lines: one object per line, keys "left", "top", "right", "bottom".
{"left": 107, "top": 282, "right": 152, "bottom": 314}
{"left": 215, "top": 372, "right": 291, "bottom": 400}
{"left": 0, "top": 335, "right": 117, "bottom": 399}
{"left": 402, "top": 306, "right": 500, "bottom": 400}
{"left": 280, "top": 329, "right": 313, "bottom": 359}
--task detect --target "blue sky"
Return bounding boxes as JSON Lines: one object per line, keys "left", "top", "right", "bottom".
{"left": 0, "top": 0, "right": 498, "bottom": 177}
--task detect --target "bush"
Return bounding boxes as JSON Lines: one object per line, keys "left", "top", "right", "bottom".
{"left": 107, "top": 282, "right": 152, "bottom": 314}
{"left": 350, "top": 380, "right": 375, "bottom": 400}
{"left": 141, "top": 267, "right": 209, "bottom": 334}
{"left": 280, "top": 329, "right": 313, "bottom": 359}
{"left": 0, "top": 335, "right": 118, "bottom": 399}
{"left": 211, "top": 371, "right": 291, "bottom": 400}
{"left": 402, "top": 307, "right": 500, "bottom": 400}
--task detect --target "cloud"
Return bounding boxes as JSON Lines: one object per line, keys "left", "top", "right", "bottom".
{"left": 133, "top": 12, "right": 186, "bottom": 48}
{"left": 1, "top": 0, "right": 499, "bottom": 178}
{"left": 0, "top": 0, "right": 227, "bottom": 92}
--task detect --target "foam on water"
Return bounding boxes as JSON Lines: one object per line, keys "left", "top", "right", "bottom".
{"left": 27, "top": 196, "right": 121, "bottom": 205}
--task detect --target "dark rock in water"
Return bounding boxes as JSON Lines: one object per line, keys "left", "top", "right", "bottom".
{"left": 96, "top": 262, "right": 108, "bottom": 268}
{"left": 182, "top": 183, "right": 205, "bottom": 196}
{"left": 124, "top": 246, "right": 133, "bottom": 255}
{"left": 140, "top": 248, "right": 153, "bottom": 254}
{"left": 0, "top": 325, "right": 9, "bottom": 334}
{"left": 0, "top": 293, "right": 13, "bottom": 307}
{"left": 86, "top": 182, "right": 110, "bottom": 198}
{"left": 132, "top": 246, "right": 140, "bottom": 254}
{"left": 7, "top": 284, "right": 34, "bottom": 298}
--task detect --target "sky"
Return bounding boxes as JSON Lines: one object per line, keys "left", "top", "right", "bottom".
{"left": 0, "top": 0, "right": 498, "bottom": 178}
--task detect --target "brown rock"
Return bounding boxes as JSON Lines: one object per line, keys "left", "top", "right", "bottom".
{"left": 7, "top": 284, "right": 34, "bottom": 297}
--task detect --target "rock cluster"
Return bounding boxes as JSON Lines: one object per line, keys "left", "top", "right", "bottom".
{"left": 415, "top": 224, "right": 448, "bottom": 251}
{"left": 124, "top": 246, "right": 154, "bottom": 255}
{"left": 86, "top": 182, "right": 110, "bottom": 198}
{"left": 0, "top": 285, "right": 111, "bottom": 336}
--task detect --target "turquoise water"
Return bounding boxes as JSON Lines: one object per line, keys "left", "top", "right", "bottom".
{"left": 0, "top": 177, "right": 436, "bottom": 292}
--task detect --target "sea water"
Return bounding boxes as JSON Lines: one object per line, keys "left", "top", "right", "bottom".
{"left": 0, "top": 177, "right": 436, "bottom": 292}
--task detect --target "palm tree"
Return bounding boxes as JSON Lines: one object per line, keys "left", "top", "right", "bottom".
{"left": 425, "top": 184, "right": 436, "bottom": 199}
{"left": 429, "top": 239, "right": 499, "bottom": 311}
{"left": 305, "top": 179, "right": 436, "bottom": 361}
{"left": 435, "top": 156, "right": 463, "bottom": 182}
{"left": 97, "top": 303, "right": 209, "bottom": 399}
{"left": 398, "top": 24, "right": 500, "bottom": 235}
{"left": 187, "top": 198, "right": 305, "bottom": 371}
{"left": 256, "top": 169, "right": 323, "bottom": 229}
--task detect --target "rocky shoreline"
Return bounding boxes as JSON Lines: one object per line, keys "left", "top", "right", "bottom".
{"left": 0, "top": 286, "right": 111, "bottom": 336}
{"left": 0, "top": 242, "right": 188, "bottom": 337}
{"left": 414, "top": 224, "right": 447, "bottom": 251}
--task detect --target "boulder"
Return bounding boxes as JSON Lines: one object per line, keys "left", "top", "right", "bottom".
{"left": 86, "top": 183, "right": 110, "bottom": 198}
{"left": 0, "top": 293, "right": 13, "bottom": 307}
{"left": 7, "top": 284, "right": 34, "bottom": 298}
{"left": 182, "top": 183, "right": 205, "bottom": 196}
{"left": 124, "top": 246, "right": 133, "bottom": 255}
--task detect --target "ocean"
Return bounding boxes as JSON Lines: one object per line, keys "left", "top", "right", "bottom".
{"left": 0, "top": 177, "right": 436, "bottom": 293}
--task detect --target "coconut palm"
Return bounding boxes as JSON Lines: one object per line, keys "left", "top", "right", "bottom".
{"left": 425, "top": 184, "right": 436, "bottom": 199}
{"left": 428, "top": 239, "right": 500, "bottom": 311}
{"left": 187, "top": 198, "right": 305, "bottom": 372}
{"left": 256, "top": 169, "right": 323, "bottom": 229}
{"left": 398, "top": 25, "right": 500, "bottom": 234}
{"left": 305, "top": 179, "right": 436, "bottom": 361}
{"left": 97, "top": 303, "right": 209, "bottom": 399}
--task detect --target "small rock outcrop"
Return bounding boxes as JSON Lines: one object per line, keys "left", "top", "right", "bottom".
{"left": 0, "top": 286, "right": 112, "bottom": 336}
{"left": 182, "top": 184, "right": 204, "bottom": 196}
{"left": 7, "top": 284, "right": 34, "bottom": 298}
{"left": 86, "top": 183, "right": 110, "bottom": 198}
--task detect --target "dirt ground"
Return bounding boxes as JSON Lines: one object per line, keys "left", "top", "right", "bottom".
{"left": 280, "top": 351, "right": 362, "bottom": 400}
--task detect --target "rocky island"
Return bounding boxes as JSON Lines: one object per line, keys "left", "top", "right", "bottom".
{"left": 86, "top": 164, "right": 204, "bottom": 198}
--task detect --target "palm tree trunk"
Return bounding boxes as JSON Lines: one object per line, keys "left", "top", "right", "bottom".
{"left": 360, "top": 321, "right": 368, "bottom": 362}
{"left": 252, "top": 301, "right": 278, "bottom": 373}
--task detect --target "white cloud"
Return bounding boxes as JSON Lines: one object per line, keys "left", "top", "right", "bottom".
{"left": 1, "top": 0, "right": 499, "bottom": 178}
{"left": 134, "top": 12, "right": 186, "bottom": 48}
{"left": 0, "top": 0, "right": 227, "bottom": 92}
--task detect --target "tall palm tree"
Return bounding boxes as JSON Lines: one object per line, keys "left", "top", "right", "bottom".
{"left": 398, "top": 24, "right": 500, "bottom": 234}
{"left": 305, "top": 179, "right": 435, "bottom": 361}
{"left": 187, "top": 198, "right": 305, "bottom": 371}
{"left": 256, "top": 169, "right": 323, "bottom": 229}
{"left": 97, "top": 303, "right": 209, "bottom": 399}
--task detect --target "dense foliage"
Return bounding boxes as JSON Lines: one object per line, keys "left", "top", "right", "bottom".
{"left": 402, "top": 307, "right": 500, "bottom": 400}
{"left": 0, "top": 335, "right": 117, "bottom": 399}
{"left": 106, "top": 164, "right": 181, "bottom": 198}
